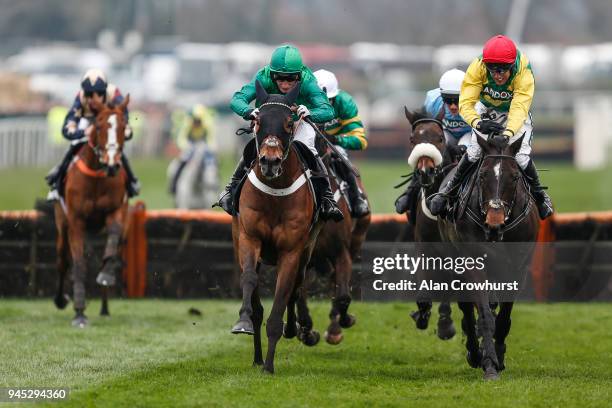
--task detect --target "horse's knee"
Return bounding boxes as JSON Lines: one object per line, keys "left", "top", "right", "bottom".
{"left": 240, "top": 269, "right": 258, "bottom": 289}
{"left": 266, "top": 317, "right": 283, "bottom": 340}
{"left": 333, "top": 294, "right": 352, "bottom": 314}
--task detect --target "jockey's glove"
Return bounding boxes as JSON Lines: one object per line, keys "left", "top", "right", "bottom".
{"left": 244, "top": 108, "right": 259, "bottom": 121}
{"left": 125, "top": 124, "right": 133, "bottom": 140}
{"left": 297, "top": 105, "right": 311, "bottom": 119}
{"left": 477, "top": 119, "right": 505, "bottom": 135}
{"left": 502, "top": 129, "right": 514, "bottom": 139}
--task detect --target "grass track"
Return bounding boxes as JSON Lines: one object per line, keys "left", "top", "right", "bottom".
{"left": 0, "top": 158, "right": 611, "bottom": 213}
{"left": 0, "top": 300, "right": 610, "bottom": 407}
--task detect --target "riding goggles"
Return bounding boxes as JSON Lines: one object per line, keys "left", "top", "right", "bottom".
{"left": 84, "top": 90, "right": 106, "bottom": 98}
{"left": 442, "top": 95, "right": 459, "bottom": 105}
{"left": 271, "top": 72, "right": 300, "bottom": 82}
{"left": 485, "top": 63, "right": 513, "bottom": 75}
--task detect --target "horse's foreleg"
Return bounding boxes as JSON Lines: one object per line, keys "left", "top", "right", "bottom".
{"left": 67, "top": 219, "right": 87, "bottom": 327}
{"left": 458, "top": 301, "right": 480, "bottom": 368}
{"left": 251, "top": 285, "right": 264, "bottom": 366}
{"left": 232, "top": 237, "right": 261, "bottom": 335}
{"left": 493, "top": 302, "right": 513, "bottom": 371}
{"left": 476, "top": 296, "right": 500, "bottom": 380}
{"left": 54, "top": 209, "right": 70, "bottom": 310}
{"left": 326, "top": 249, "right": 354, "bottom": 345}
{"left": 97, "top": 209, "right": 125, "bottom": 288}
{"left": 437, "top": 301, "right": 456, "bottom": 340}
{"left": 283, "top": 288, "right": 298, "bottom": 339}
{"left": 264, "top": 251, "right": 300, "bottom": 374}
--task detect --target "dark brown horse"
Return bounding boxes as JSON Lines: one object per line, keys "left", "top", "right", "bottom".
{"left": 230, "top": 81, "right": 323, "bottom": 374}
{"left": 305, "top": 140, "right": 371, "bottom": 345}
{"left": 53, "top": 96, "right": 131, "bottom": 327}
{"left": 437, "top": 133, "right": 540, "bottom": 380}
{"left": 402, "top": 108, "right": 457, "bottom": 340}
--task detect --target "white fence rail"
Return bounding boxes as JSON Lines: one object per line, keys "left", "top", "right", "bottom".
{"left": 0, "top": 116, "right": 64, "bottom": 169}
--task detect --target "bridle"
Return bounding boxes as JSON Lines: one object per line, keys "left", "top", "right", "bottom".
{"left": 411, "top": 118, "right": 446, "bottom": 185}
{"left": 255, "top": 101, "right": 298, "bottom": 165}
{"left": 464, "top": 153, "right": 533, "bottom": 237}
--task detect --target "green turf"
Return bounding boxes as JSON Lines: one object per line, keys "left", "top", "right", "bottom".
{"left": 0, "top": 300, "right": 610, "bottom": 407}
{"left": 0, "top": 157, "right": 611, "bottom": 213}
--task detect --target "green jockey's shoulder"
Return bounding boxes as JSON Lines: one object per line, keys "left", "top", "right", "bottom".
{"left": 333, "top": 90, "right": 359, "bottom": 119}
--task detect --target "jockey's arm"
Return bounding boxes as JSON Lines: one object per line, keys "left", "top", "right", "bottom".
{"left": 61, "top": 96, "right": 86, "bottom": 141}
{"left": 230, "top": 72, "right": 260, "bottom": 120}
{"left": 327, "top": 118, "right": 367, "bottom": 150}
{"left": 504, "top": 66, "right": 534, "bottom": 137}
{"left": 459, "top": 58, "right": 486, "bottom": 130}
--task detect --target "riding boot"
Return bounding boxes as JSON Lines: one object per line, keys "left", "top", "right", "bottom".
{"left": 215, "top": 157, "right": 247, "bottom": 215}
{"left": 121, "top": 155, "right": 140, "bottom": 197}
{"left": 45, "top": 141, "right": 84, "bottom": 201}
{"left": 169, "top": 159, "right": 188, "bottom": 195}
{"left": 429, "top": 153, "right": 472, "bottom": 216}
{"left": 343, "top": 165, "right": 370, "bottom": 218}
{"left": 523, "top": 159, "right": 554, "bottom": 219}
{"left": 309, "top": 154, "right": 344, "bottom": 222}
{"left": 395, "top": 176, "right": 419, "bottom": 216}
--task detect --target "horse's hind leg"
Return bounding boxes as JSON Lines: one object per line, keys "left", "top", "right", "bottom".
{"left": 54, "top": 207, "right": 70, "bottom": 309}
{"left": 493, "top": 302, "right": 513, "bottom": 371}
{"left": 100, "top": 287, "right": 110, "bottom": 316}
{"left": 326, "top": 249, "right": 354, "bottom": 345}
{"left": 458, "top": 302, "right": 480, "bottom": 369}
{"left": 67, "top": 218, "right": 88, "bottom": 328}
{"left": 283, "top": 288, "right": 298, "bottom": 339}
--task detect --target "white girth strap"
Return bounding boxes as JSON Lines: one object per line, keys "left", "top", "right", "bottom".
{"left": 247, "top": 169, "right": 311, "bottom": 196}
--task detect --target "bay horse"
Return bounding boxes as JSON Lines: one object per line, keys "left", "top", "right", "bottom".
{"left": 53, "top": 96, "right": 131, "bottom": 328}
{"left": 402, "top": 107, "right": 456, "bottom": 340}
{"left": 437, "top": 133, "right": 540, "bottom": 380}
{"left": 230, "top": 80, "right": 323, "bottom": 374}
{"left": 304, "top": 138, "right": 371, "bottom": 345}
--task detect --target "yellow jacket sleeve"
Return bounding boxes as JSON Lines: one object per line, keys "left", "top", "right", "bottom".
{"left": 459, "top": 58, "right": 486, "bottom": 128}
{"left": 505, "top": 63, "right": 534, "bottom": 135}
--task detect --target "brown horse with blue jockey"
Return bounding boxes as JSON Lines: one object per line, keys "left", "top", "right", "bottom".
{"left": 53, "top": 96, "right": 131, "bottom": 328}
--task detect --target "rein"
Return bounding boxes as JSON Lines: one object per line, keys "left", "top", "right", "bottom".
{"left": 256, "top": 101, "right": 300, "bottom": 163}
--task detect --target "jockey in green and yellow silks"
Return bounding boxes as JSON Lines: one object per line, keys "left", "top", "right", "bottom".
{"left": 429, "top": 35, "right": 553, "bottom": 220}
{"left": 313, "top": 69, "right": 370, "bottom": 217}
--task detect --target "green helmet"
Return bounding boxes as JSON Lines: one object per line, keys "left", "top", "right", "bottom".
{"left": 269, "top": 45, "right": 303, "bottom": 74}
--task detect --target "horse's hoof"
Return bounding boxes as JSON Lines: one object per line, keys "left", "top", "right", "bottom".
{"left": 54, "top": 294, "right": 70, "bottom": 310}
{"left": 299, "top": 330, "right": 320, "bottom": 347}
{"left": 100, "top": 310, "right": 110, "bottom": 317}
{"left": 96, "top": 272, "right": 116, "bottom": 287}
{"left": 252, "top": 360, "right": 264, "bottom": 367}
{"left": 71, "top": 315, "right": 88, "bottom": 328}
{"left": 437, "top": 316, "right": 456, "bottom": 340}
{"left": 283, "top": 322, "right": 298, "bottom": 339}
{"left": 495, "top": 343, "right": 506, "bottom": 371}
{"left": 339, "top": 314, "right": 356, "bottom": 329}
{"left": 466, "top": 349, "right": 482, "bottom": 369}
{"left": 324, "top": 330, "right": 343, "bottom": 345}
{"left": 231, "top": 319, "right": 254, "bottom": 335}
{"left": 410, "top": 310, "right": 430, "bottom": 330}
{"left": 483, "top": 366, "right": 500, "bottom": 381}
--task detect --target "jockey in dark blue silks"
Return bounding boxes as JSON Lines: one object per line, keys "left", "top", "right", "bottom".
{"left": 394, "top": 68, "right": 470, "bottom": 217}
{"left": 45, "top": 69, "right": 140, "bottom": 200}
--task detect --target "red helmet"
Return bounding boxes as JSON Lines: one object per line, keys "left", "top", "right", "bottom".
{"left": 482, "top": 35, "right": 517, "bottom": 64}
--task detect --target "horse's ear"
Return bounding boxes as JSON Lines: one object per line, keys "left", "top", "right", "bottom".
{"left": 507, "top": 133, "right": 524, "bottom": 156}
{"left": 255, "top": 80, "right": 268, "bottom": 105}
{"left": 404, "top": 106, "right": 414, "bottom": 125}
{"left": 118, "top": 94, "right": 130, "bottom": 112}
{"left": 476, "top": 133, "right": 489, "bottom": 153}
{"left": 285, "top": 81, "right": 301, "bottom": 105}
